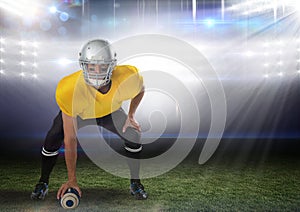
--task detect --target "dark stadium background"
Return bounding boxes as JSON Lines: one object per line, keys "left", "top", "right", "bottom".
{"left": 0, "top": 0, "right": 299, "bottom": 160}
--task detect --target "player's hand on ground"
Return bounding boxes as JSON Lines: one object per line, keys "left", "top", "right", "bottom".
{"left": 57, "top": 181, "right": 82, "bottom": 199}
{"left": 122, "top": 116, "right": 141, "bottom": 133}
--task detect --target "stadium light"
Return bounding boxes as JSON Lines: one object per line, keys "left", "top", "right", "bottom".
{"left": 0, "top": 59, "right": 4, "bottom": 64}
{"left": 0, "top": 69, "right": 5, "bottom": 75}
{"left": 49, "top": 6, "right": 57, "bottom": 13}
{"left": 32, "top": 73, "right": 38, "bottom": 78}
{"left": 0, "top": 48, "right": 4, "bottom": 52}
{"left": 205, "top": 19, "right": 215, "bottom": 27}
{"left": 20, "top": 61, "right": 25, "bottom": 66}
{"left": 19, "top": 72, "right": 25, "bottom": 77}
{"left": 192, "top": 0, "right": 196, "bottom": 21}
{"left": 0, "top": 0, "right": 39, "bottom": 17}
{"left": 0, "top": 1, "right": 22, "bottom": 16}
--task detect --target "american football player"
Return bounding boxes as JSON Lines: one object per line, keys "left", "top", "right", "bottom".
{"left": 31, "top": 39, "right": 148, "bottom": 201}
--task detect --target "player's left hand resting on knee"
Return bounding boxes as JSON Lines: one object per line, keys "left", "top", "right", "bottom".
{"left": 122, "top": 116, "right": 141, "bottom": 133}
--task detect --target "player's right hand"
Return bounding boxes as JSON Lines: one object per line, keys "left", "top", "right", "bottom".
{"left": 57, "top": 180, "right": 82, "bottom": 199}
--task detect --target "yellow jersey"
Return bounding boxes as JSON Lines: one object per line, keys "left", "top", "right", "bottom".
{"left": 55, "top": 65, "right": 143, "bottom": 119}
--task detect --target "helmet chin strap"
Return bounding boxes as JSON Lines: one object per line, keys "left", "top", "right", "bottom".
{"left": 94, "top": 80, "right": 112, "bottom": 94}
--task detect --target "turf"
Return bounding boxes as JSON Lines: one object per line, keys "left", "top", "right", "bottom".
{"left": 0, "top": 151, "right": 300, "bottom": 212}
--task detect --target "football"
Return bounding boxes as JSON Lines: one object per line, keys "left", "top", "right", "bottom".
{"left": 59, "top": 188, "right": 80, "bottom": 209}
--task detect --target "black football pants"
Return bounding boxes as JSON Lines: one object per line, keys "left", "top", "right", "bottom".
{"left": 39, "top": 108, "right": 141, "bottom": 184}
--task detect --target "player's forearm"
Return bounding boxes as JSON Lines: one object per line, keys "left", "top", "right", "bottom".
{"left": 64, "top": 137, "right": 78, "bottom": 182}
{"left": 128, "top": 86, "right": 144, "bottom": 117}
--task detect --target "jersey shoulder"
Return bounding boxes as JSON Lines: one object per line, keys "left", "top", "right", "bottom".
{"left": 56, "top": 71, "right": 82, "bottom": 96}
{"left": 112, "top": 65, "right": 143, "bottom": 99}
{"left": 113, "top": 65, "right": 139, "bottom": 76}
{"left": 112, "top": 65, "right": 141, "bottom": 82}
{"left": 55, "top": 70, "right": 83, "bottom": 116}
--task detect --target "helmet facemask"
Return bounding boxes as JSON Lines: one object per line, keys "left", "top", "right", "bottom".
{"left": 80, "top": 60, "right": 116, "bottom": 89}
{"left": 79, "top": 39, "right": 117, "bottom": 89}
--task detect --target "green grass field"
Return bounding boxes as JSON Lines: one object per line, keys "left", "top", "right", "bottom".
{"left": 0, "top": 140, "right": 300, "bottom": 211}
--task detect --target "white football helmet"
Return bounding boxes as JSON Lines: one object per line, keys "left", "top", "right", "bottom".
{"left": 79, "top": 39, "right": 117, "bottom": 88}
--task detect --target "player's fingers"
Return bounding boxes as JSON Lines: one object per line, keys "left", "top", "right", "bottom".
{"left": 131, "top": 122, "right": 141, "bottom": 132}
{"left": 133, "top": 124, "right": 141, "bottom": 132}
{"left": 74, "top": 186, "right": 82, "bottom": 197}
{"left": 57, "top": 185, "right": 64, "bottom": 199}
{"left": 134, "top": 122, "right": 141, "bottom": 132}
{"left": 60, "top": 186, "right": 68, "bottom": 199}
{"left": 122, "top": 123, "right": 128, "bottom": 133}
{"left": 57, "top": 184, "right": 68, "bottom": 199}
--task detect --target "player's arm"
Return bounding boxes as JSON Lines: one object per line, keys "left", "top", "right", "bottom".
{"left": 122, "top": 85, "right": 145, "bottom": 132}
{"left": 129, "top": 85, "right": 145, "bottom": 118}
{"left": 56, "top": 112, "right": 82, "bottom": 199}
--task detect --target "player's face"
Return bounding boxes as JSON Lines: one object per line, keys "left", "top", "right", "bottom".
{"left": 87, "top": 63, "right": 109, "bottom": 75}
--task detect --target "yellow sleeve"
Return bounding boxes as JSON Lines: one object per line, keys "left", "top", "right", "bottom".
{"left": 136, "top": 74, "right": 144, "bottom": 95}
{"left": 116, "top": 65, "right": 144, "bottom": 100}
{"left": 55, "top": 79, "right": 73, "bottom": 117}
{"left": 127, "top": 65, "right": 144, "bottom": 97}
